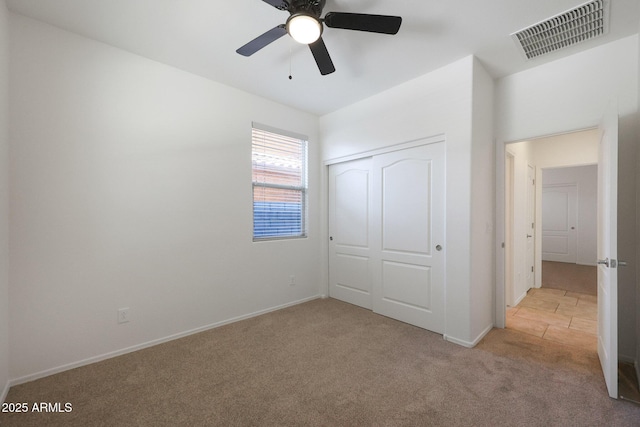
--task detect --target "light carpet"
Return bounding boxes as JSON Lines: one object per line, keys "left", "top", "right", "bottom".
{"left": 2, "top": 298, "right": 639, "bottom": 426}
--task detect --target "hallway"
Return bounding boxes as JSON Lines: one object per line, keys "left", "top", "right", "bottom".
{"left": 507, "top": 287, "right": 597, "bottom": 352}
{"left": 507, "top": 261, "right": 597, "bottom": 352}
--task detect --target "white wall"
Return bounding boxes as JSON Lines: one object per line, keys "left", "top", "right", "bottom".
{"left": 321, "top": 55, "right": 494, "bottom": 347}
{"left": 9, "top": 14, "right": 322, "bottom": 382}
{"left": 0, "top": 0, "right": 8, "bottom": 403}
{"left": 542, "top": 165, "right": 598, "bottom": 266}
{"left": 4, "top": 7, "right": 637, "bottom": 387}
{"left": 496, "top": 35, "right": 638, "bottom": 143}
{"left": 470, "top": 58, "right": 495, "bottom": 340}
{"left": 495, "top": 35, "right": 639, "bottom": 358}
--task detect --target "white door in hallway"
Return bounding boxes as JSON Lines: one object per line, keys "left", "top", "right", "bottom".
{"left": 371, "top": 143, "right": 445, "bottom": 333}
{"left": 328, "top": 158, "right": 373, "bottom": 309}
{"left": 526, "top": 164, "right": 535, "bottom": 289}
{"left": 542, "top": 184, "right": 577, "bottom": 263}
{"left": 597, "top": 104, "right": 618, "bottom": 399}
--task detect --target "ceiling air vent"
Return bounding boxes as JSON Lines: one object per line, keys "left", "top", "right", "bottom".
{"left": 511, "top": 0, "right": 610, "bottom": 60}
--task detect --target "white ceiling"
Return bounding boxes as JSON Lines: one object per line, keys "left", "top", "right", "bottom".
{"left": 6, "top": 0, "right": 640, "bottom": 115}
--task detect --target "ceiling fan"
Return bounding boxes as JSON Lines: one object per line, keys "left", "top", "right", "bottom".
{"left": 236, "top": 0, "right": 402, "bottom": 75}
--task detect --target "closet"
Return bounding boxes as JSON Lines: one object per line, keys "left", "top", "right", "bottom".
{"left": 328, "top": 142, "right": 445, "bottom": 333}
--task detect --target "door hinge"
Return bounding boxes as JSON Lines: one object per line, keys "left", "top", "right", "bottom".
{"left": 531, "top": 266, "right": 534, "bottom": 272}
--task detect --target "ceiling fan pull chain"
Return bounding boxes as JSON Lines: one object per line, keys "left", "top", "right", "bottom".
{"left": 288, "top": 38, "right": 293, "bottom": 80}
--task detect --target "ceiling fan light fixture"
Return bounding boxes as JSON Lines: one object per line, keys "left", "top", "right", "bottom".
{"left": 237, "top": 0, "right": 403, "bottom": 76}
{"left": 286, "top": 14, "right": 322, "bottom": 44}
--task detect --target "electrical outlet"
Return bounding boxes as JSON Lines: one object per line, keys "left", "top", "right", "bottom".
{"left": 289, "top": 275, "right": 296, "bottom": 286}
{"left": 117, "top": 307, "right": 130, "bottom": 324}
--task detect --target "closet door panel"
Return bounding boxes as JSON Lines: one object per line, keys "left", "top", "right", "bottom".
{"left": 371, "top": 143, "right": 445, "bottom": 333}
{"left": 328, "top": 158, "right": 373, "bottom": 309}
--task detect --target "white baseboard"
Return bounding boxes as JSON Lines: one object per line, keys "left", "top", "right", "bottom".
{"left": 10, "top": 295, "right": 321, "bottom": 387}
{"left": 1, "top": 379, "right": 9, "bottom": 403}
{"left": 444, "top": 324, "right": 493, "bottom": 348}
{"left": 513, "top": 290, "right": 527, "bottom": 306}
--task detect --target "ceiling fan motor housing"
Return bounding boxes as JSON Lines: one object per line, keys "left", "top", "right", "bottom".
{"left": 285, "top": 0, "right": 325, "bottom": 17}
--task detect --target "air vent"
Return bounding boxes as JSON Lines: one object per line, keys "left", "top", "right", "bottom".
{"left": 512, "top": 0, "right": 610, "bottom": 60}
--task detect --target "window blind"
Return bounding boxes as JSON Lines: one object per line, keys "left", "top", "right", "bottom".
{"left": 252, "top": 124, "right": 308, "bottom": 240}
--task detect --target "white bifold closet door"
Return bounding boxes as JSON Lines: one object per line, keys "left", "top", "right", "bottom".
{"left": 329, "top": 143, "right": 445, "bottom": 333}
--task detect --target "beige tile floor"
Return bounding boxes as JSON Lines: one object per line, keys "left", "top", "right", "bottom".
{"left": 507, "top": 287, "right": 597, "bottom": 352}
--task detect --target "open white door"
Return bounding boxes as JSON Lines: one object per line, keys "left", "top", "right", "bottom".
{"left": 526, "top": 164, "right": 535, "bottom": 289}
{"left": 597, "top": 103, "right": 618, "bottom": 399}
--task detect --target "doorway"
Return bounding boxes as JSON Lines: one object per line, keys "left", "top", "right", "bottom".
{"left": 497, "top": 102, "right": 628, "bottom": 400}
{"left": 541, "top": 165, "right": 598, "bottom": 296}
{"left": 503, "top": 130, "right": 600, "bottom": 350}
{"left": 500, "top": 125, "right": 630, "bottom": 400}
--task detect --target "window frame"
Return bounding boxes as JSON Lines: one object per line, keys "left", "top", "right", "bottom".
{"left": 251, "top": 122, "right": 309, "bottom": 242}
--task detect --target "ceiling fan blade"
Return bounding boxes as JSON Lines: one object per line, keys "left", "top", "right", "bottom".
{"left": 236, "top": 25, "right": 287, "bottom": 57}
{"left": 309, "top": 37, "right": 336, "bottom": 75}
{"left": 324, "top": 12, "right": 402, "bottom": 35}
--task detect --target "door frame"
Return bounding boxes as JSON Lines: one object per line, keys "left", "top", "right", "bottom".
{"left": 323, "top": 134, "right": 445, "bottom": 167}
{"left": 505, "top": 153, "right": 515, "bottom": 306}
{"left": 496, "top": 124, "right": 619, "bottom": 398}
{"left": 495, "top": 127, "right": 598, "bottom": 328}
{"left": 526, "top": 163, "right": 536, "bottom": 291}
{"left": 322, "top": 134, "right": 446, "bottom": 301}
{"left": 324, "top": 134, "right": 446, "bottom": 323}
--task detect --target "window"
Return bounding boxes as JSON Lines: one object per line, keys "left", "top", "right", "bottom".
{"left": 252, "top": 123, "right": 308, "bottom": 240}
